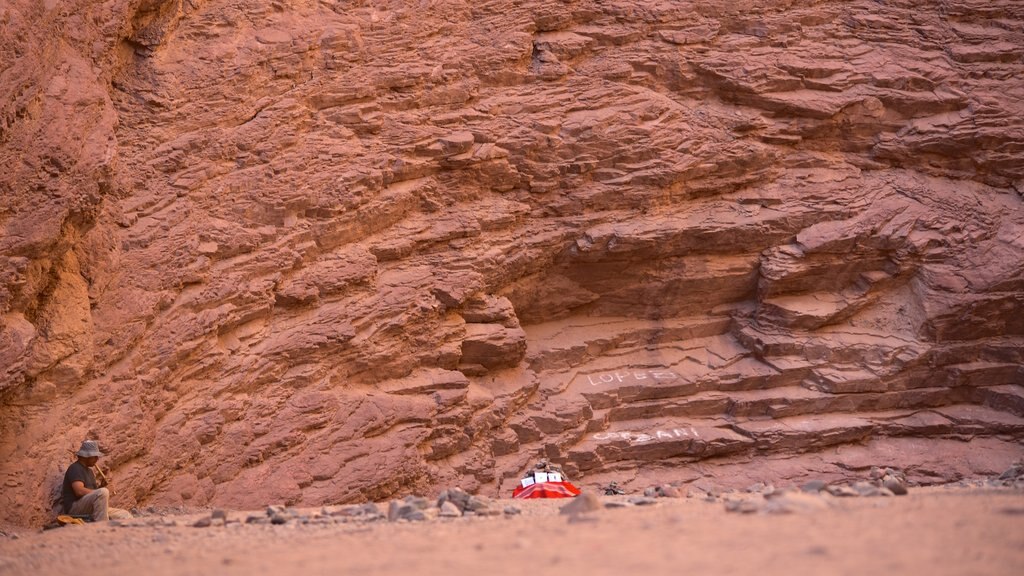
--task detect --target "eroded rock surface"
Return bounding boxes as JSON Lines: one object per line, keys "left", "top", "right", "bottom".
{"left": 1, "top": 0, "right": 1022, "bottom": 527}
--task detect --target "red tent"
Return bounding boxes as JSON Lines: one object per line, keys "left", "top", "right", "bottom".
{"left": 512, "top": 481, "right": 581, "bottom": 499}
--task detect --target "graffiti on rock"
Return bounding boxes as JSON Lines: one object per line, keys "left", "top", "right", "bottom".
{"left": 584, "top": 370, "right": 680, "bottom": 386}
{"left": 593, "top": 426, "right": 700, "bottom": 444}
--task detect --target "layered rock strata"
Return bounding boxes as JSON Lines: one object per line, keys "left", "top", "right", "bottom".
{"left": 1, "top": 0, "right": 1022, "bottom": 527}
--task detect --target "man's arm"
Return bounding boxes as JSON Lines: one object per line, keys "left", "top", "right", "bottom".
{"left": 71, "top": 480, "right": 93, "bottom": 498}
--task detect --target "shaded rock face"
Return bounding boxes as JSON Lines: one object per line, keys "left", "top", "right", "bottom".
{"left": 1, "top": 0, "right": 1023, "bottom": 526}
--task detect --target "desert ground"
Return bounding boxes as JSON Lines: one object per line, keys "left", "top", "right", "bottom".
{"left": 2, "top": 484, "right": 1022, "bottom": 576}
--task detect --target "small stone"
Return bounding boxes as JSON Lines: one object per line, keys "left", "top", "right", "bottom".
{"left": 404, "top": 496, "right": 431, "bottom": 510}
{"left": 437, "top": 488, "right": 472, "bottom": 512}
{"left": 745, "top": 482, "right": 767, "bottom": 493}
{"left": 503, "top": 506, "right": 522, "bottom": 516}
{"left": 852, "top": 481, "right": 880, "bottom": 496}
{"left": 604, "top": 501, "right": 630, "bottom": 509}
{"left": 884, "top": 468, "right": 906, "bottom": 482}
{"left": 643, "top": 487, "right": 658, "bottom": 498}
{"left": 466, "top": 495, "right": 493, "bottom": 512}
{"left": 387, "top": 500, "right": 402, "bottom": 522}
{"left": 723, "top": 499, "right": 760, "bottom": 514}
{"left": 211, "top": 509, "right": 227, "bottom": 521}
{"left": 389, "top": 503, "right": 426, "bottom": 522}
{"left": 883, "top": 477, "right": 908, "bottom": 495}
{"left": 869, "top": 466, "right": 884, "bottom": 480}
{"left": 559, "top": 492, "right": 602, "bottom": 516}
{"left": 826, "top": 485, "right": 861, "bottom": 497}
{"left": 439, "top": 501, "right": 462, "bottom": 518}
{"left": 998, "top": 464, "right": 1023, "bottom": 480}
{"left": 658, "top": 485, "right": 682, "bottom": 498}
{"left": 355, "top": 503, "right": 383, "bottom": 518}
{"left": 192, "top": 516, "right": 212, "bottom": 528}
{"left": 800, "top": 479, "right": 827, "bottom": 493}
{"left": 269, "top": 514, "right": 288, "bottom": 525}
{"left": 627, "top": 496, "right": 658, "bottom": 506}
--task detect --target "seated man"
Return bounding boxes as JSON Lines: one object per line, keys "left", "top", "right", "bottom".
{"left": 62, "top": 440, "right": 131, "bottom": 522}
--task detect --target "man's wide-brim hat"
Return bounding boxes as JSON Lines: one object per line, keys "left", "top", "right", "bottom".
{"left": 76, "top": 440, "right": 104, "bottom": 458}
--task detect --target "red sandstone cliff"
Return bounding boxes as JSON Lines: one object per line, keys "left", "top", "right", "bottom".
{"left": 1, "top": 0, "right": 1022, "bottom": 527}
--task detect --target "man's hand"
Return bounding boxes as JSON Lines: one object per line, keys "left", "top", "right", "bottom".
{"left": 95, "top": 466, "right": 112, "bottom": 490}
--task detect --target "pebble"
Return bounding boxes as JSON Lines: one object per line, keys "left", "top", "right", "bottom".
{"left": 439, "top": 501, "right": 462, "bottom": 518}
{"left": 800, "top": 479, "right": 827, "bottom": 493}
{"left": 723, "top": 499, "right": 760, "bottom": 514}
{"left": 998, "top": 463, "right": 1023, "bottom": 480}
{"left": 192, "top": 517, "right": 212, "bottom": 528}
{"left": 437, "top": 488, "right": 472, "bottom": 512}
{"left": 826, "top": 485, "right": 861, "bottom": 498}
{"left": 559, "top": 492, "right": 602, "bottom": 516}
{"left": 350, "top": 502, "right": 384, "bottom": 519}
{"left": 388, "top": 501, "right": 426, "bottom": 522}
{"left": 403, "top": 496, "right": 432, "bottom": 510}
{"left": 883, "top": 477, "right": 908, "bottom": 495}
{"left": 852, "top": 481, "right": 881, "bottom": 496}
{"left": 387, "top": 501, "right": 401, "bottom": 522}
{"left": 465, "top": 495, "right": 493, "bottom": 512}
{"left": 470, "top": 508, "right": 501, "bottom": 517}
{"left": 642, "top": 485, "right": 680, "bottom": 498}
{"left": 657, "top": 485, "right": 682, "bottom": 498}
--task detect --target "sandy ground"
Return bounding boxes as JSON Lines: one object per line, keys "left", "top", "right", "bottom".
{"left": 1, "top": 486, "right": 1023, "bottom": 576}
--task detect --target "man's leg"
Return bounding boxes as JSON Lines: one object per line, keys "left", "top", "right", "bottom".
{"left": 68, "top": 488, "right": 110, "bottom": 521}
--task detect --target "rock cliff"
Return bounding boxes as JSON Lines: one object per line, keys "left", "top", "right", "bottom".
{"left": 1, "top": 0, "right": 1022, "bottom": 527}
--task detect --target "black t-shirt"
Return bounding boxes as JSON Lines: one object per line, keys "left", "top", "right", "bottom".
{"left": 61, "top": 461, "right": 97, "bottom": 513}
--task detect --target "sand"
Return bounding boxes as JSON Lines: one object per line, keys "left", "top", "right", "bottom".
{"left": 1, "top": 487, "right": 1022, "bottom": 576}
